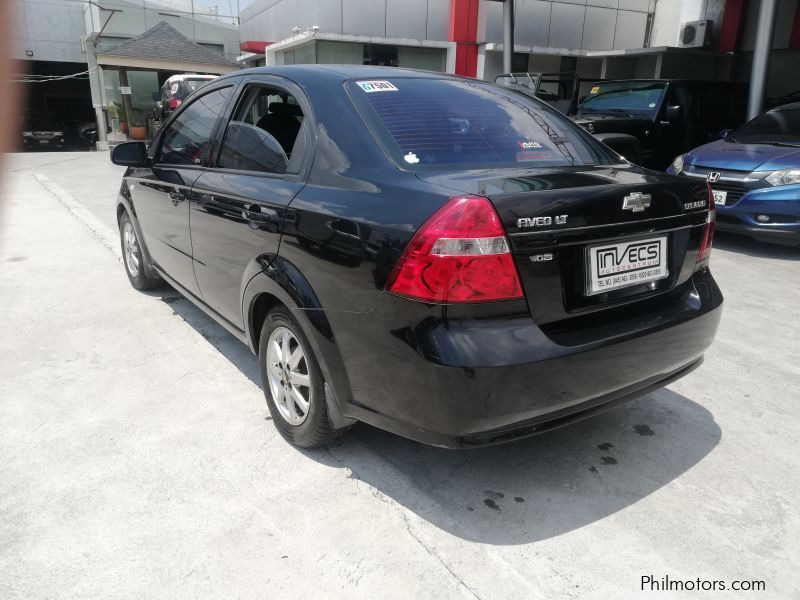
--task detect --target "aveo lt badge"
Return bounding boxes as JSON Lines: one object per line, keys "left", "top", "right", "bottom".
{"left": 517, "top": 215, "right": 568, "bottom": 229}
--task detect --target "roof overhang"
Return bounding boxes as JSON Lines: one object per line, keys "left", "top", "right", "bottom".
{"left": 482, "top": 43, "right": 733, "bottom": 60}
{"left": 265, "top": 31, "right": 456, "bottom": 55}
{"left": 95, "top": 54, "right": 238, "bottom": 74}
{"left": 236, "top": 51, "right": 265, "bottom": 64}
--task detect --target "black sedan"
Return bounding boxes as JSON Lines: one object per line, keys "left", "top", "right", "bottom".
{"left": 111, "top": 66, "right": 722, "bottom": 449}
{"left": 22, "top": 112, "right": 66, "bottom": 150}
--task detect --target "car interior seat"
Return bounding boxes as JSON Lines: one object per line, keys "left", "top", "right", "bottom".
{"left": 256, "top": 103, "right": 303, "bottom": 156}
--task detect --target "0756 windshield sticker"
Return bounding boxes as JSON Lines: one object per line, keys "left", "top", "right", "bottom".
{"left": 357, "top": 81, "right": 398, "bottom": 93}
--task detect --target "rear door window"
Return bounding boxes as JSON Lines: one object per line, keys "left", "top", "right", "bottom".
{"left": 216, "top": 85, "right": 307, "bottom": 174}
{"left": 158, "top": 86, "right": 232, "bottom": 166}
{"left": 349, "top": 78, "right": 616, "bottom": 170}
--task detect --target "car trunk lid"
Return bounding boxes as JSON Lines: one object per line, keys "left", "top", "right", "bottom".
{"left": 417, "top": 166, "right": 710, "bottom": 338}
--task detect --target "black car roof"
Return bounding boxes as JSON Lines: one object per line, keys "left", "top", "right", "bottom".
{"left": 217, "top": 65, "right": 462, "bottom": 85}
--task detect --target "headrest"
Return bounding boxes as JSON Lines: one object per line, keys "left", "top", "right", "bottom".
{"left": 268, "top": 102, "right": 303, "bottom": 117}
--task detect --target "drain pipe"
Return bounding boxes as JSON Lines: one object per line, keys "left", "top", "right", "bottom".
{"left": 747, "top": 0, "right": 777, "bottom": 119}
{"left": 503, "top": 0, "right": 514, "bottom": 74}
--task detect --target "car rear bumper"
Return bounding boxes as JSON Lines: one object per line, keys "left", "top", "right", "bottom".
{"left": 338, "top": 271, "right": 723, "bottom": 448}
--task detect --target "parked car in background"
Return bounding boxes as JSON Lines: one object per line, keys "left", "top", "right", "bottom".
{"left": 574, "top": 79, "right": 748, "bottom": 169}
{"left": 111, "top": 66, "right": 722, "bottom": 449}
{"left": 668, "top": 103, "right": 800, "bottom": 246}
{"left": 495, "top": 71, "right": 581, "bottom": 115}
{"left": 21, "top": 112, "right": 66, "bottom": 150}
{"left": 152, "top": 74, "right": 217, "bottom": 123}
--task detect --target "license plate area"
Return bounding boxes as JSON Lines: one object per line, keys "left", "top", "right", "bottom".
{"left": 585, "top": 236, "right": 668, "bottom": 296}
{"left": 711, "top": 189, "right": 727, "bottom": 206}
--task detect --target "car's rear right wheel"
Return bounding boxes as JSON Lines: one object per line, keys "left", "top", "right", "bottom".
{"left": 259, "top": 306, "right": 348, "bottom": 448}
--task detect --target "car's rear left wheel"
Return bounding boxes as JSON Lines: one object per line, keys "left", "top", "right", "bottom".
{"left": 259, "top": 306, "right": 348, "bottom": 448}
{"left": 119, "top": 212, "right": 161, "bottom": 290}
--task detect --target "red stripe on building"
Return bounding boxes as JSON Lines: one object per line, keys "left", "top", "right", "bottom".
{"left": 790, "top": 1, "right": 800, "bottom": 48}
{"left": 718, "top": 0, "right": 747, "bottom": 52}
{"left": 449, "top": 0, "right": 479, "bottom": 77}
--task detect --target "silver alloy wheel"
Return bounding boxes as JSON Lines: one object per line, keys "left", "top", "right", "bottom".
{"left": 123, "top": 221, "right": 140, "bottom": 278}
{"left": 266, "top": 326, "right": 311, "bottom": 426}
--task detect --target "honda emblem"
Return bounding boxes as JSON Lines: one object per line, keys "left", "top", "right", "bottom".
{"left": 707, "top": 172, "right": 721, "bottom": 183}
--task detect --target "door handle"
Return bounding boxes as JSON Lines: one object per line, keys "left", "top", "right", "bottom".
{"left": 169, "top": 191, "right": 186, "bottom": 206}
{"left": 243, "top": 204, "right": 271, "bottom": 223}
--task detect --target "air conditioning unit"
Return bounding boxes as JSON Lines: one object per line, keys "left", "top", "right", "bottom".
{"left": 679, "top": 20, "right": 712, "bottom": 48}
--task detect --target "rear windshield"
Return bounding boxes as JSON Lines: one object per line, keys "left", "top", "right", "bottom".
{"left": 730, "top": 107, "right": 800, "bottom": 145}
{"left": 349, "top": 78, "right": 617, "bottom": 170}
{"left": 180, "top": 78, "right": 213, "bottom": 96}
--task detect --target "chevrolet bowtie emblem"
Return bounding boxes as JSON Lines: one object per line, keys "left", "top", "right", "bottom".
{"left": 622, "top": 192, "right": 652, "bottom": 212}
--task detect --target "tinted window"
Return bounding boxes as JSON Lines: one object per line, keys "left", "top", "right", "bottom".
{"left": 217, "top": 86, "right": 306, "bottom": 174}
{"left": 731, "top": 108, "right": 800, "bottom": 144}
{"left": 581, "top": 81, "right": 667, "bottom": 117}
{"left": 351, "top": 78, "right": 615, "bottom": 169}
{"left": 158, "top": 87, "right": 231, "bottom": 166}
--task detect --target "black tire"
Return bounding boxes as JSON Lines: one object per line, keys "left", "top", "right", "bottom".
{"left": 119, "top": 211, "right": 161, "bottom": 290}
{"left": 259, "top": 306, "right": 348, "bottom": 448}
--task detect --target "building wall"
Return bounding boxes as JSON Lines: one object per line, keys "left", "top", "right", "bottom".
{"left": 241, "top": 0, "right": 655, "bottom": 51}
{"left": 649, "top": 0, "right": 727, "bottom": 48}
{"left": 240, "top": 0, "right": 451, "bottom": 42}
{"left": 479, "top": 0, "right": 656, "bottom": 50}
{"left": 12, "top": 0, "right": 86, "bottom": 63}
{"left": 12, "top": 0, "right": 241, "bottom": 65}
{"left": 738, "top": 0, "right": 798, "bottom": 51}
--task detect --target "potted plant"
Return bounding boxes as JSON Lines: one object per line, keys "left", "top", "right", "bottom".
{"left": 106, "top": 101, "right": 119, "bottom": 133}
{"left": 108, "top": 101, "right": 128, "bottom": 134}
{"left": 129, "top": 111, "right": 147, "bottom": 140}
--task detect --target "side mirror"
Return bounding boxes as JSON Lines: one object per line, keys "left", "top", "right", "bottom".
{"left": 152, "top": 92, "right": 159, "bottom": 102}
{"left": 111, "top": 141, "right": 148, "bottom": 167}
{"left": 718, "top": 129, "right": 732, "bottom": 139}
{"left": 665, "top": 105, "right": 682, "bottom": 120}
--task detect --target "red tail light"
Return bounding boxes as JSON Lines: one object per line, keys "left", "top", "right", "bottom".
{"left": 168, "top": 98, "right": 182, "bottom": 110}
{"left": 386, "top": 196, "right": 524, "bottom": 303}
{"left": 697, "top": 184, "right": 716, "bottom": 263}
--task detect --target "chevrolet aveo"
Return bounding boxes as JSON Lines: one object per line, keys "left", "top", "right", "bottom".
{"left": 112, "top": 66, "right": 722, "bottom": 449}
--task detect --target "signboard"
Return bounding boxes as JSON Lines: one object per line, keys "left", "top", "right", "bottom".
{"left": 119, "top": 86, "right": 132, "bottom": 95}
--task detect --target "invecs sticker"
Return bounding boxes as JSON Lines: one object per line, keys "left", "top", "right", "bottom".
{"left": 357, "top": 80, "right": 398, "bottom": 93}
{"left": 590, "top": 86, "right": 600, "bottom": 94}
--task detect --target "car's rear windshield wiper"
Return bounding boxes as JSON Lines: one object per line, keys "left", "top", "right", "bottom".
{"left": 580, "top": 108, "right": 634, "bottom": 117}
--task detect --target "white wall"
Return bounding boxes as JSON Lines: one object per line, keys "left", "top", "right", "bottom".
{"left": 649, "top": 0, "right": 727, "bottom": 48}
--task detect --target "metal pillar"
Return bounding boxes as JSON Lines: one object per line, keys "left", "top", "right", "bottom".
{"left": 118, "top": 67, "right": 135, "bottom": 136}
{"left": 85, "top": 36, "right": 107, "bottom": 147}
{"left": 503, "top": 0, "right": 514, "bottom": 73}
{"left": 747, "top": 0, "right": 778, "bottom": 119}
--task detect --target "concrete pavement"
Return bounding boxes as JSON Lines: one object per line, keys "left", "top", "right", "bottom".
{"left": 1, "top": 152, "right": 799, "bottom": 599}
